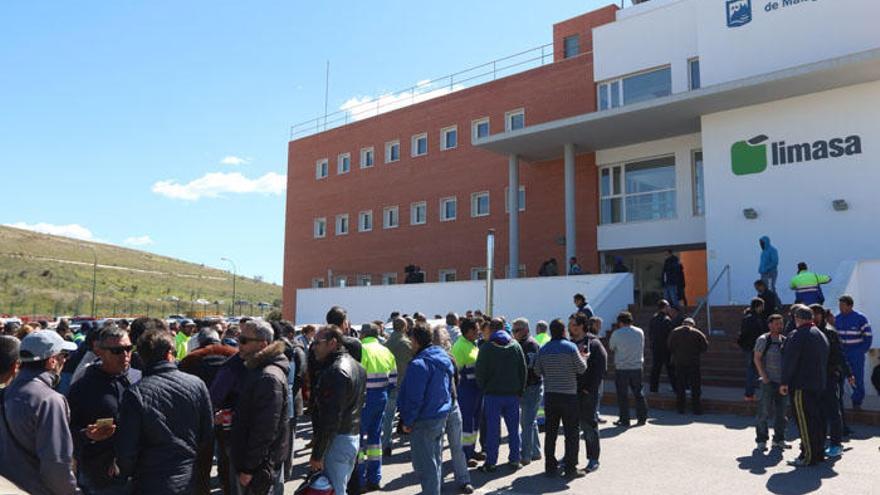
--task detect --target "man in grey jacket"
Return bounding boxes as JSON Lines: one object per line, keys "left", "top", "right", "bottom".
{"left": 608, "top": 312, "right": 648, "bottom": 427}
{"left": 0, "top": 330, "right": 79, "bottom": 495}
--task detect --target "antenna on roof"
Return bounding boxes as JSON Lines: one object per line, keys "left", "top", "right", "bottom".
{"left": 323, "top": 60, "right": 330, "bottom": 131}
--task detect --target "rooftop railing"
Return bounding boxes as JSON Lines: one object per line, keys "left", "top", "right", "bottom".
{"left": 289, "top": 43, "right": 555, "bottom": 140}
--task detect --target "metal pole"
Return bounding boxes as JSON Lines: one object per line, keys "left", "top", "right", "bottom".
{"left": 563, "top": 143, "right": 577, "bottom": 266}
{"left": 221, "top": 258, "right": 237, "bottom": 316}
{"left": 486, "top": 229, "right": 495, "bottom": 317}
{"left": 90, "top": 248, "right": 98, "bottom": 317}
{"left": 323, "top": 60, "right": 330, "bottom": 130}
{"left": 508, "top": 154, "right": 520, "bottom": 279}
{"left": 726, "top": 265, "right": 732, "bottom": 305}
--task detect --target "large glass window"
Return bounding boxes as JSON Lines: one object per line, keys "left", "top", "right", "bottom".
{"left": 440, "top": 197, "right": 457, "bottom": 221}
{"left": 689, "top": 58, "right": 701, "bottom": 90}
{"left": 600, "top": 156, "right": 676, "bottom": 224}
{"left": 505, "top": 109, "right": 525, "bottom": 131}
{"left": 598, "top": 66, "right": 671, "bottom": 110}
{"left": 471, "top": 191, "right": 490, "bottom": 217}
{"left": 563, "top": 35, "right": 580, "bottom": 59}
{"left": 692, "top": 150, "right": 704, "bottom": 216}
{"left": 472, "top": 118, "right": 490, "bottom": 142}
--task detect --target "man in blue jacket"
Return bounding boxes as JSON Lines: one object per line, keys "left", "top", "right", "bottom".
{"left": 835, "top": 294, "right": 873, "bottom": 410}
{"left": 780, "top": 305, "right": 829, "bottom": 467}
{"left": 398, "top": 322, "right": 454, "bottom": 495}
{"left": 758, "top": 236, "right": 779, "bottom": 293}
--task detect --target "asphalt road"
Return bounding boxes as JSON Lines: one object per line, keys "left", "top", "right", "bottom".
{"left": 3, "top": 406, "right": 878, "bottom": 494}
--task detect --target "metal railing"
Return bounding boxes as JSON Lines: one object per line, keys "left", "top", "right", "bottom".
{"left": 289, "top": 43, "right": 558, "bottom": 140}
{"left": 692, "top": 264, "right": 731, "bottom": 335}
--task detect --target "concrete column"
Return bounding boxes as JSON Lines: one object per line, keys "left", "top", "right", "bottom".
{"left": 508, "top": 154, "right": 520, "bottom": 279}
{"left": 564, "top": 143, "right": 576, "bottom": 267}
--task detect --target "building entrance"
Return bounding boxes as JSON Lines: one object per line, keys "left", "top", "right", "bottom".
{"left": 602, "top": 247, "right": 707, "bottom": 308}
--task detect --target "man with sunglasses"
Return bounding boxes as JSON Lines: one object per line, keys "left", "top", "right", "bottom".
{"left": 69, "top": 324, "right": 141, "bottom": 494}
{"left": 0, "top": 329, "right": 79, "bottom": 494}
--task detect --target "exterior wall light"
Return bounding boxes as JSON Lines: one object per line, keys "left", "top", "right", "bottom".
{"left": 742, "top": 208, "right": 758, "bottom": 220}
{"left": 832, "top": 199, "right": 849, "bottom": 211}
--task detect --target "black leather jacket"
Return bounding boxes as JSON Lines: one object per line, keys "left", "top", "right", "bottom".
{"left": 310, "top": 348, "right": 366, "bottom": 462}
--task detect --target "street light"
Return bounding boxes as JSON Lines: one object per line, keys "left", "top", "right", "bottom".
{"left": 221, "top": 257, "right": 237, "bottom": 317}
{"left": 86, "top": 245, "right": 98, "bottom": 317}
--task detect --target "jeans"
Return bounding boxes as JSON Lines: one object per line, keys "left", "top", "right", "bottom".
{"left": 78, "top": 471, "right": 131, "bottom": 495}
{"left": 444, "top": 401, "right": 471, "bottom": 486}
{"left": 845, "top": 351, "right": 867, "bottom": 406}
{"left": 410, "top": 416, "right": 448, "bottom": 495}
{"left": 595, "top": 382, "right": 604, "bottom": 421}
{"left": 614, "top": 369, "right": 648, "bottom": 424}
{"left": 761, "top": 269, "right": 777, "bottom": 294}
{"left": 578, "top": 391, "right": 600, "bottom": 462}
{"left": 483, "top": 394, "right": 521, "bottom": 466}
{"left": 663, "top": 284, "right": 679, "bottom": 305}
{"left": 744, "top": 352, "right": 758, "bottom": 397}
{"left": 543, "top": 393, "right": 579, "bottom": 473}
{"left": 821, "top": 375, "right": 844, "bottom": 446}
{"left": 519, "top": 384, "right": 542, "bottom": 461}
{"left": 755, "top": 381, "right": 787, "bottom": 443}
{"left": 324, "top": 434, "right": 359, "bottom": 495}
{"left": 674, "top": 365, "right": 702, "bottom": 413}
{"left": 381, "top": 387, "right": 398, "bottom": 449}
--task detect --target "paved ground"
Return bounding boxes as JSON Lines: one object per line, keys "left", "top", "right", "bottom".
{"left": 2, "top": 406, "right": 878, "bottom": 495}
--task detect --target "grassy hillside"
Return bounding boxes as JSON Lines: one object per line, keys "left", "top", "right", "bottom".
{"left": 0, "top": 225, "right": 282, "bottom": 318}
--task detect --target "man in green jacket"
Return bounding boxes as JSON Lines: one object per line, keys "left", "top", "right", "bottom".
{"left": 475, "top": 318, "right": 527, "bottom": 472}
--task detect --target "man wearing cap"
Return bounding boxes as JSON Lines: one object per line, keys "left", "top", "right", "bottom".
{"left": 176, "top": 319, "right": 197, "bottom": 360}
{"left": 0, "top": 330, "right": 79, "bottom": 494}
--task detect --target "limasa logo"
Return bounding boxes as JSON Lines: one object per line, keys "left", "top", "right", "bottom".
{"left": 731, "top": 134, "right": 863, "bottom": 176}
{"left": 726, "top": 0, "right": 753, "bottom": 28}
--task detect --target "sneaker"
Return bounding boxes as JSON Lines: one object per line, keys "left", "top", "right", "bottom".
{"left": 362, "top": 482, "right": 381, "bottom": 493}
{"left": 635, "top": 419, "right": 647, "bottom": 426}
{"left": 532, "top": 453, "right": 543, "bottom": 461}
{"left": 756, "top": 442, "right": 767, "bottom": 451}
{"left": 585, "top": 460, "right": 600, "bottom": 473}
{"left": 459, "top": 484, "right": 475, "bottom": 494}
{"left": 825, "top": 445, "right": 843, "bottom": 458}
{"left": 467, "top": 459, "right": 479, "bottom": 468}
{"left": 478, "top": 463, "right": 496, "bottom": 473}
{"left": 597, "top": 417, "right": 608, "bottom": 424}
{"left": 786, "top": 458, "right": 810, "bottom": 468}
{"left": 772, "top": 441, "right": 791, "bottom": 450}
{"left": 507, "top": 461, "right": 521, "bottom": 471}
{"left": 473, "top": 452, "right": 487, "bottom": 461}
{"left": 561, "top": 469, "right": 586, "bottom": 480}
{"left": 613, "top": 420, "right": 630, "bottom": 428}
{"left": 519, "top": 459, "right": 531, "bottom": 467}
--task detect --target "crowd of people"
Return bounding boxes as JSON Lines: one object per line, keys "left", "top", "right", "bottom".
{"left": 0, "top": 265, "right": 876, "bottom": 495}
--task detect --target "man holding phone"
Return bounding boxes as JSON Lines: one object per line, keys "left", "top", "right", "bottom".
{"left": 69, "top": 324, "right": 141, "bottom": 494}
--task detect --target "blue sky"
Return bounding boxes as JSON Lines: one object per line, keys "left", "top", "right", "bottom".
{"left": 0, "top": 0, "right": 611, "bottom": 284}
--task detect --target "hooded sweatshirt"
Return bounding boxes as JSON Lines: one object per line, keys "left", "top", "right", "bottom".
{"left": 475, "top": 331, "right": 527, "bottom": 396}
{"left": 758, "top": 236, "right": 779, "bottom": 275}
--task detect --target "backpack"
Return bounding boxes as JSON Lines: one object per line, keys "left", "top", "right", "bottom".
{"left": 294, "top": 471, "right": 334, "bottom": 495}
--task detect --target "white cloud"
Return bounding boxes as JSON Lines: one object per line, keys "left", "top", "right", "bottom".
{"left": 152, "top": 171, "right": 286, "bottom": 201}
{"left": 5, "top": 222, "right": 94, "bottom": 241}
{"left": 340, "top": 82, "right": 466, "bottom": 122}
{"left": 220, "top": 155, "right": 250, "bottom": 166}
{"left": 123, "top": 235, "right": 154, "bottom": 246}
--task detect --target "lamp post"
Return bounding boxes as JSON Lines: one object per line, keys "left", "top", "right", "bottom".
{"left": 88, "top": 246, "right": 98, "bottom": 317}
{"left": 221, "top": 257, "right": 237, "bottom": 317}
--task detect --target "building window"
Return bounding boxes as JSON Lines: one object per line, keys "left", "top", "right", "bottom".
{"left": 311, "top": 278, "right": 325, "bottom": 288}
{"left": 315, "top": 159, "right": 329, "bottom": 179}
{"left": 385, "top": 140, "right": 400, "bottom": 163}
{"left": 563, "top": 35, "right": 580, "bottom": 58}
{"left": 383, "top": 206, "right": 399, "bottom": 229}
{"left": 689, "top": 58, "right": 701, "bottom": 90}
{"left": 313, "top": 217, "right": 327, "bottom": 238}
{"left": 505, "top": 109, "right": 525, "bottom": 131}
{"left": 504, "top": 186, "right": 526, "bottom": 213}
{"left": 439, "top": 269, "right": 457, "bottom": 282}
{"left": 333, "top": 276, "right": 347, "bottom": 287}
{"left": 357, "top": 275, "right": 372, "bottom": 286}
{"left": 598, "top": 66, "right": 671, "bottom": 110}
{"left": 692, "top": 150, "right": 704, "bottom": 216}
{"left": 360, "top": 147, "right": 374, "bottom": 168}
{"left": 472, "top": 117, "right": 490, "bottom": 142}
{"left": 441, "top": 126, "right": 458, "bottom": 150}
{"left": 358, "top": 210, "right": 373, "bottom": 232}
{"left": 505, "top": 264, "right": 527, "bottom": 278}
{"left": 600, "top": 155, "right": 677, "bottom": 224}
{"left": 382, "top": 273, "right": 397, "bottom": 285}
{"left": 471, "top": 267, "right": 488, "bottom": 280}
{"left": 335, "top": 214, "right": 349, "bottom": 235}
{"left": 412, "top": 133, "right": 428, "bottom": 157}
{"left": 440, "top": 196, "right": 457, "bottom": 221}
{"left": 410, "top": 201, "right": 427, "bottom": 225}
{"left": 471, "top": 191, "right": 490, "bottom": 217}
{"left": 337, "top": 153, "right": 351, "bottom": 174}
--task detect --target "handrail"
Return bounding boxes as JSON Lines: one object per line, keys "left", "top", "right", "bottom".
{"left": 692, "top": 264, "right": 730, "bottom": 334}
{"left": 289, "top": 43, "right": 565, "bottom": 140}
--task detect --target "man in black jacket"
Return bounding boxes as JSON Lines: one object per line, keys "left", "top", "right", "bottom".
{"left": 755, "top": 280, "right": 780, "bottom": 319}
{"left": 738, "top": 298, "right": 766, "bottom": 401}
{"left": 648, "top": 300, "right": 675, "bottom": 393}
{"left": 780, "top": 305, "right": 829, "bottom": 467}
{"left": 68, "top": 324, "right": 140, "bottom": 494}
{"left": 231, "top": 320, "right": 289, "bottom": 495}
{"left": 115, "top": 328, "right": 213, "bottom": 494}
{"left": 569, "top": 313, "right": 607, "bottom": 473}
{"left": 810, "top": 305, "right": 855, "bottom": 458}
{"left": 309, "top": 325, "right": 366, "bottom": 495}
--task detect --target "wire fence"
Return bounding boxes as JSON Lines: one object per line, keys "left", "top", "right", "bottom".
{"left": 290, "top": 43, "right": 556, "bottom": 140}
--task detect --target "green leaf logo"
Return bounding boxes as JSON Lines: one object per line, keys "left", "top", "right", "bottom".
{"left": 731, "top": 135, "right": 768, "bottom": 176}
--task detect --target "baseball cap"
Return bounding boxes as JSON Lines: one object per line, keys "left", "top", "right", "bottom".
{"left": 20, "top": 330, "right": 78, "bottom": 362}
{"left": 182, "top": 319, "right": 196, "bottom": 326}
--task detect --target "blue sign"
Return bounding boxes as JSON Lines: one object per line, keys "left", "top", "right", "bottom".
{"left": 726, "top": 0, "right": 752, "bottom": 28}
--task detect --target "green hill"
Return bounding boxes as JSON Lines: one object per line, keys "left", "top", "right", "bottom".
{"left": 0, "top": 225, "right": 281, "bottom": 319}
